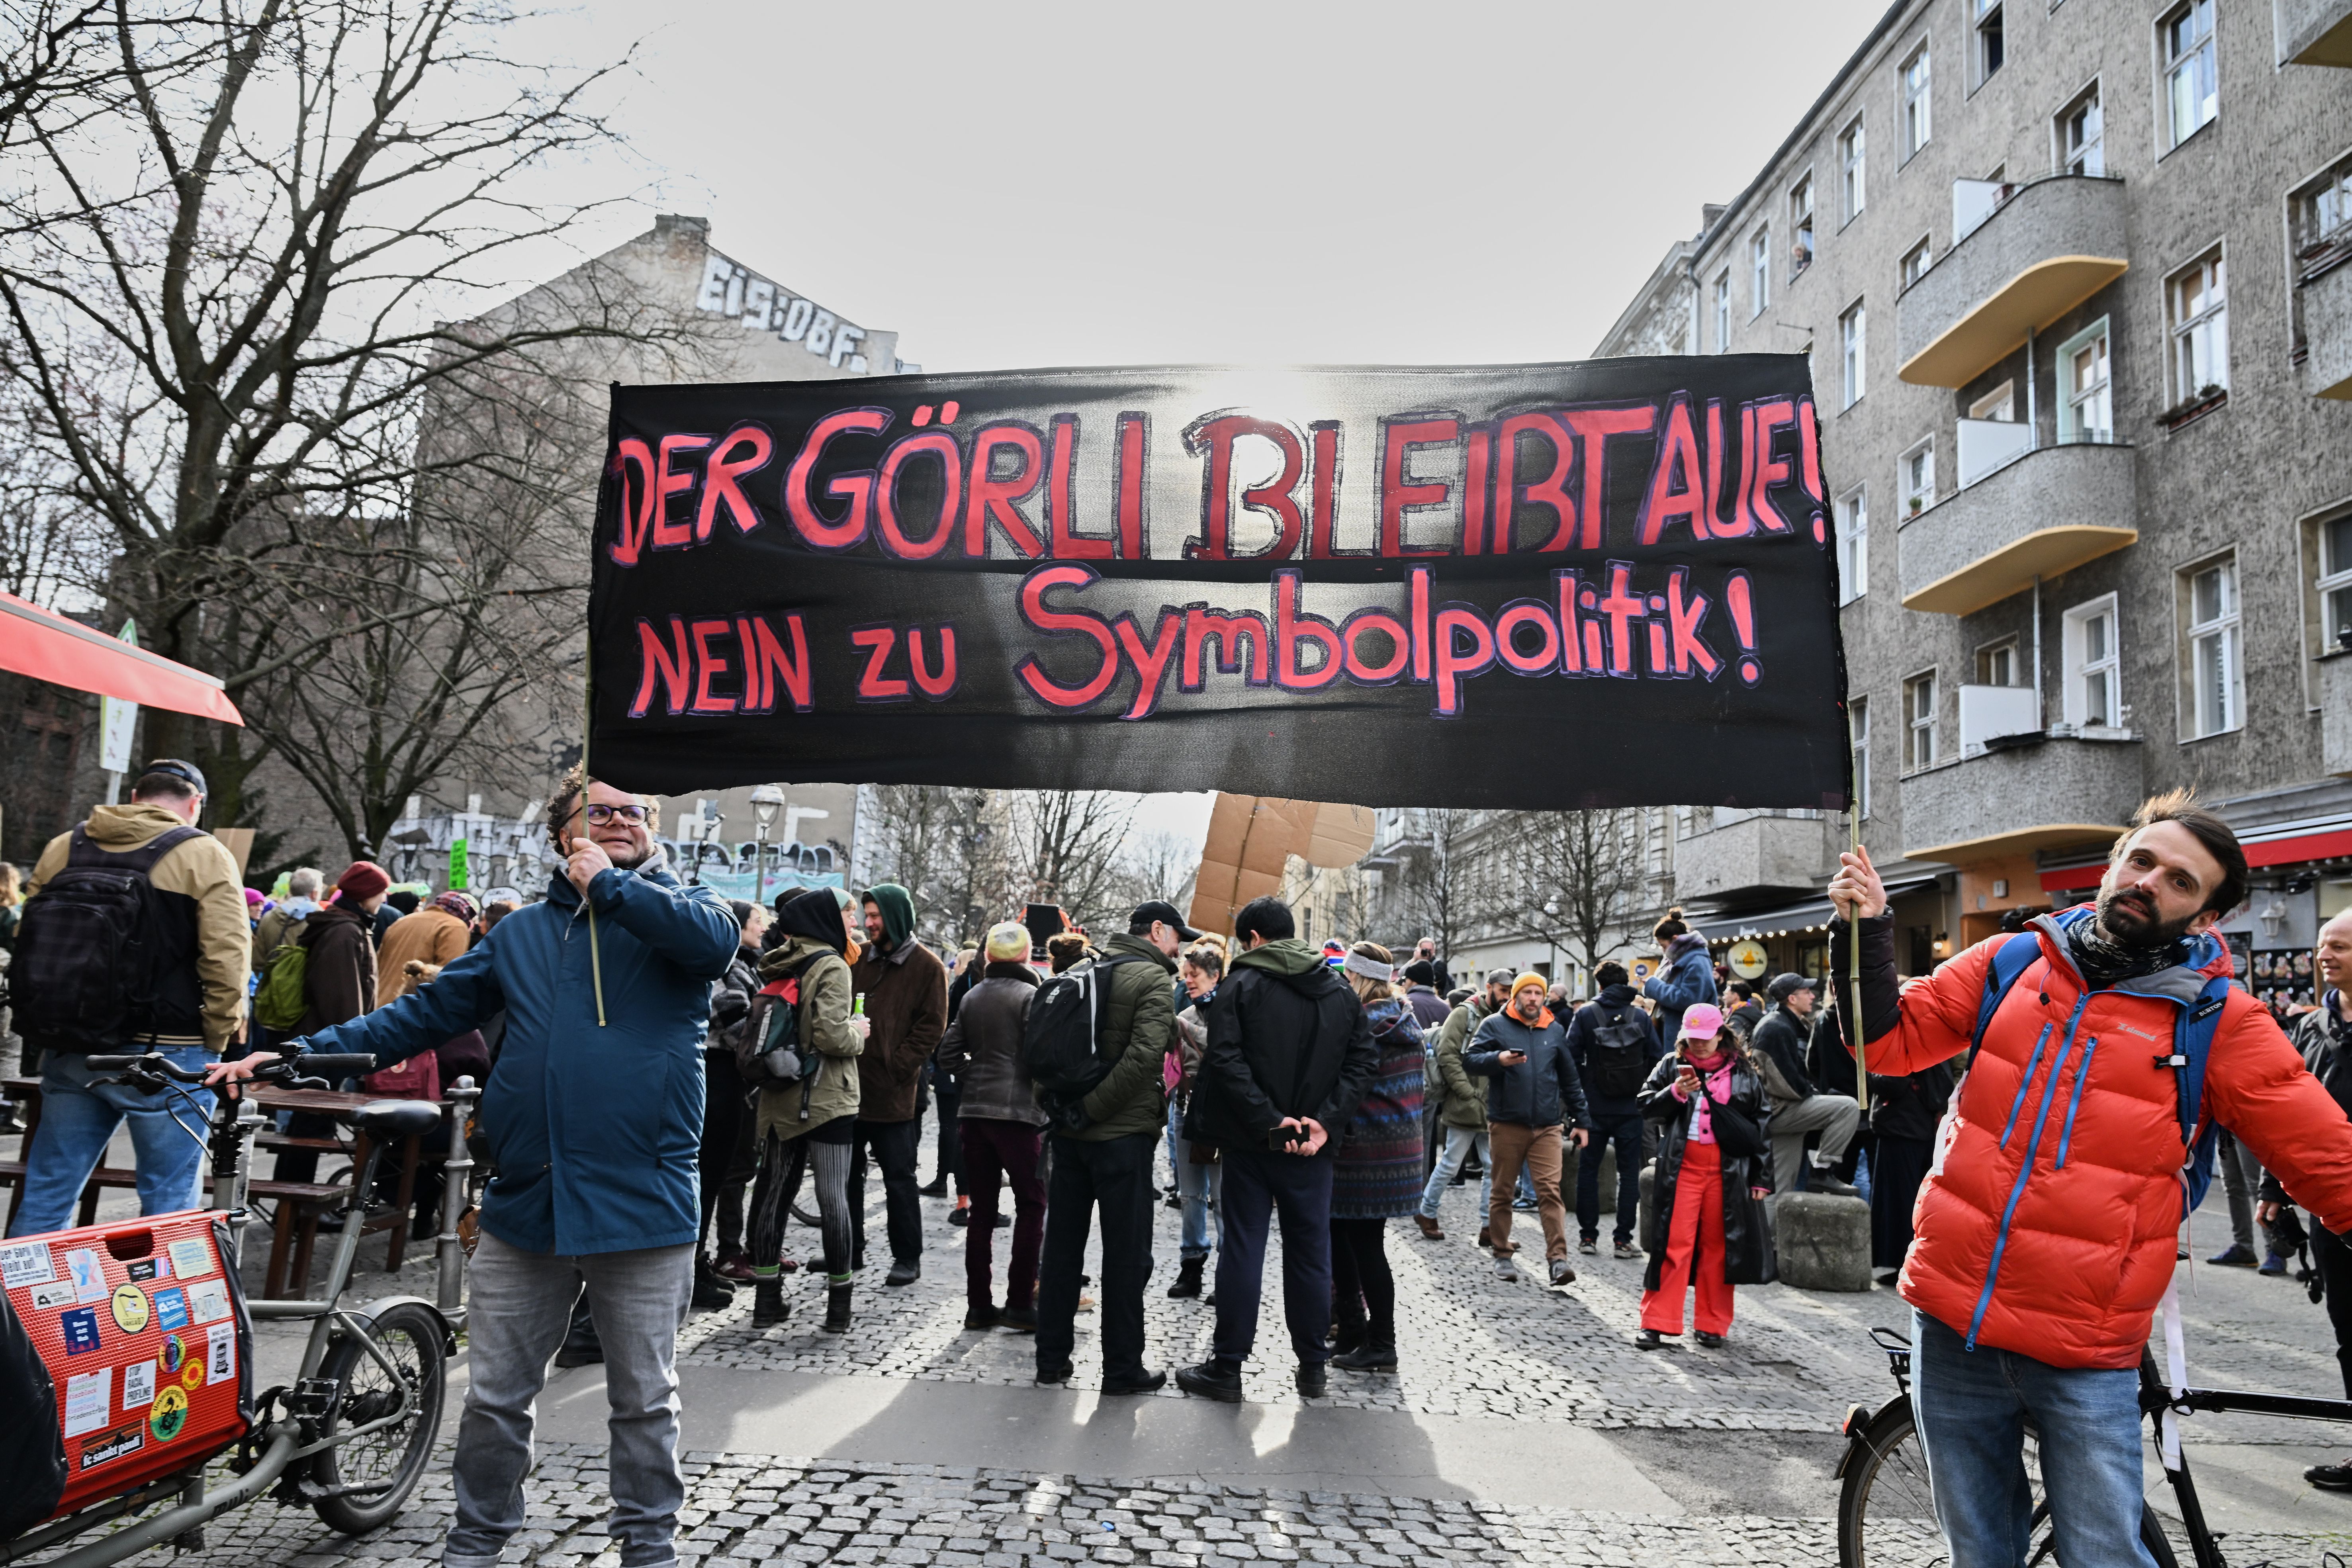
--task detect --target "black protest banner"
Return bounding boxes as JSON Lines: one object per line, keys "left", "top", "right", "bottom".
{"left": 587, "top": 356, "right": 1849, "bottom": 810}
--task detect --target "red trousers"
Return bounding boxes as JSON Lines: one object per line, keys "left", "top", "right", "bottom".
{"left": 1640, "top": 1139, "right": 1735, "bottom": 1336}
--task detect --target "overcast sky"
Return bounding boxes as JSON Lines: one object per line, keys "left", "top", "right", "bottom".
{"left": 560, "top": 0, "right": 1890, "bottom": 373}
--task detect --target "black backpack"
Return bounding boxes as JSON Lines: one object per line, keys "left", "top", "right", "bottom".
{"left": 1585, "top": 1004, "right": 1653, "bottom": 1097}
{"left": 12, "top": 824, "right": 202, "bottom": 1054}
{"left": 1023, "top": 955, "right": 1145, "bottom": 1120}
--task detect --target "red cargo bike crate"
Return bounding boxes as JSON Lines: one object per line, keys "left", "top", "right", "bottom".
{"left": 0, "top": 1210, "right": 255, "bottom": 1518}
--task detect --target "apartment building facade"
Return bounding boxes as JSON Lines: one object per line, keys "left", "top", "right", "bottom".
{"left": 1588, "top": 0, "right": 2352, "bottom": 1005}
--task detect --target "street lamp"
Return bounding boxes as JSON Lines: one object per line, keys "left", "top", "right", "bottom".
{"left": 749, "top": 785, "right": 786, "bottom": 907}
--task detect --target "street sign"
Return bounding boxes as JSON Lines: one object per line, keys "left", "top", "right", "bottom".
{"left": 97, "top": 619, "right": 138, "bottom": 776}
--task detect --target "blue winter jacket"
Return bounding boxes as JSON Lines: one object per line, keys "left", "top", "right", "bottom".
{"left": 293, "top": 861, "right": 738, "bottom": 1255}
{"left": 1642, "top": 932, "right": 1719, "bottom": 1048}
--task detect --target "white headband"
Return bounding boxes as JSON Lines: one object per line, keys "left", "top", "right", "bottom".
{"left": 1341, "top": 953, "right": 1394, "bottom": 982}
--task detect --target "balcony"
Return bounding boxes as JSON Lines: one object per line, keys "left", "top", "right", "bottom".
{"left": 1898, "top": 175, "right": 2129, "bottom": 388}
{"left": 2278, "top": 0, "right": 2352, "bottom": 64}
{"left": 1901, "top": 735, "right": 2146, "bottom": 865}
{"left": 1675, "top": 811, "right": 1827, "bottom": 903}
{"left": 1898, "top": 440, "right": 2138, "bottom": 615}
{"left": 2297, "top": 253, "right": 2352, "bottom": 399}
{"left": 2325, "top": 656, "right": 2352, "bottom": 776}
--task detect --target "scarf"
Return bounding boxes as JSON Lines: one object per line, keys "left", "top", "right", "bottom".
{"left": 1679, "top": 1050, "right": 1735, "bottom": 1143}
{"left": 2068, "top": 920, "right": 2189, "bottom": 988}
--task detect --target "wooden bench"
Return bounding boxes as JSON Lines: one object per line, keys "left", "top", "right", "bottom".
{"left": 245, "top": 1178, "right": 351, "bottom": 1298}
{"left": 0, "top": 1158, "right": 142, "bottom": 1230}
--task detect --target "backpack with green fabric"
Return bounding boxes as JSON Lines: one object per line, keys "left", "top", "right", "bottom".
{"left": 253, "top": 940, "right": 311, "bottom": 1031}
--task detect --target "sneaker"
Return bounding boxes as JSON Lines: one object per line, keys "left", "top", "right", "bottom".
{"left": 2305, "top": 1458, "right": 2352, "bottom": 1490}
{"left": 885, "top": 1258, "right": 921, "bottom": 1287}
{"left": 948, "top": 1209, "right": 970, "bottom": 1229}
{"left": 994, "top": 1213, "right": 1010, "bottom": 1228}
{"left": 1548, "top": 1259, "right": 1577, "bottom": 1286}
{"left": 2260, "top": 1251, "right": 2291, "bottom": 1277}
{"left": 1513, "top": 1195, "right": 1539, "bottom": 1212}
{"left": 1164, "top": 1190, "right": 1183, "bottom": 1209}
{"left": 1175, "top": 1361, "right": 1244, "bottom": 1402}
{"left": 1577, "top": 1237, "right": 1599, "bottom": 1256}
{"left": 1614, "top": 1240, "right": 1642, "bottom": 1260}
{"left": 713, "top": 1245, "right": 757, "bottom": 1282}
{"left": 1495, "top": 1258, "right": 1521, "bottom": 1283}
{"left": 2207, "top": 1243, "right": 2258, "bottom": 1267}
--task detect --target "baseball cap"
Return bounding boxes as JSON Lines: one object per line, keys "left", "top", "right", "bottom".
{"left": 1678, "top": 1002, "right": 1728, "bottom": 1041}
{"left": 1129, "top": 900, "right": 1201, "bottom": 942}
{"left": 1768, "top": 972, "right": 1816, "bottom": 1002}
{"left": 140, "top": 757, "right": 207, "bottom": 796}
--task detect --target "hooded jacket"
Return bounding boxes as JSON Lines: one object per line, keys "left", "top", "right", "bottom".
{"left": 1067, "top": 931, "right": 1179, "bottom": 1141}
{"left": 26, "top": 803, "right": 248, "bottom": 1051}
{"left": 1430, "top": 994, "right": 1497, "bottom": 1130}
{"left": 1566, "top": 982, "right": 1667, "bottom": 1120}
{"left": 753, "top": 931, "right": 862, "bottom": 1139}
{"left": 1186, "top": 938, "right": 1377, "bottom": 1151}
{"left": 1641, "top": 931, "right": 1719, "bottom": 1048}
{"left": 1464, "top": 1005, "right": 1593, "bottom": 1131}
{"left": 292, "top": 853, "right": 738, "bottom": 1255}
{"left": 374, "top": 906, "right": 472, "bottom": 1007}
{"left": 1838, "top": 907, "right": 2352, "bottom": 1368}
{"left": 936, "top": 962, "right": 1044, "bottom": 1127}
{"left": 296, "top": 901, "right": 379, "bottom": 1036}
{"left": 849, "top": 886, "right": 947, "bottom": 1123}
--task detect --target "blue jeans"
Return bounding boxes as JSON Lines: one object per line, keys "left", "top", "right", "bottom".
{"left": 7, "top": 1045, "right": 215, "bottom": 1237}
{"left": 1911, "top": 1310, "right": 2158, "bottom": 1568}
{"left": 1172, "top": 1116, "right": 1222, "bottom": 1260}
{"left": 1418, "top": 1124, "right": 1491, "bottom": 1219}
{"left": 1578, "top": 1109, "right": 1644, "bottom": 1245}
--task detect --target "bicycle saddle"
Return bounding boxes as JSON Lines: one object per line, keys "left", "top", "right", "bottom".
{"left": 354, "top": 1100, "right": 443, "bottom": 1139}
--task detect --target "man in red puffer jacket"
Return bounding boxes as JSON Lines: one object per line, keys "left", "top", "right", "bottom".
{"left": 1829, "top": 789, "right": 2352, "bottom": 1568}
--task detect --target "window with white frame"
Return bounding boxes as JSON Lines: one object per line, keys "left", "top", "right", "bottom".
{"left": 1840, "top": 300, "right": 1866, "bottom": 408}
{"left": 1901, "top": 440, "right": 1935, "bottom": 518}
{"left": 2181, "top": 556, "right": 2241, "bottom": 738}
{"left": 1970, "top": 380, "right": 2016, "bottom": 422}
{"left": 2062, "top": 594, "right": 2121, "bottom": 730}
{"left": 1901, "top": 45, "right": 1932, "bottom": 160}
{"left": 1850, "top": 697, "right": 1872, "bottom": 819}
{"left": 2319, "top": 512, "right": 2352, "bottom": 653}
{"left": 2167, "top": 250, "right": 2227, "bottom": 402}
{"left": 1839, "top": 115, "right": 1867, "bottom": 222}
{"left": 1974, "top": 0, "right": 2005, "bottom": 85}
{"left": 2057, "top": 84, "right": 2103, "bottom": 176}
{"left": 1835, "top": 486, "right": 1868, "bottom": 604}
{"left": 1751, "top": 228, "right": 1771, "bottom": 315}
{"left": 1646, "top": 808, "right": 1671, "bottom": 877}
{"left": 1713, "top": 270, "right": 1732, "bottom": 351}
{"left": 1900, "top": 236, "right": 1932, "bottom": 290}
{"left": 1976, "top": 638, "right": 2019, "bottom": 686}
{"left": 1904, "top": 670, "right": 1937, "bottom": 769}
{"left": 1791, "top": 176, "right": 1816, "bottom": 277}
{"left": 2161, "top": 0, "right": 2217, "bottom": 152}
{"left": 2057, "top": 318, "right": 2112, "bottom": 444}
{"left": 2292, "top": 152, "right": 2352, "bottom": 269}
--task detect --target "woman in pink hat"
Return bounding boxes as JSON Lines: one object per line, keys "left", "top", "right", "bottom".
{"left": 1634, "top": 1001, "right": 1776, "bottom": 1349}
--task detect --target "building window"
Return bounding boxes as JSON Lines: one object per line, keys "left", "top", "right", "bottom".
{"left": 1646, "top": 808, "right": 1671, "bottom": 877}
{"left": 1790, "top": 176, "right": 1816, "bottom": 278}
{"left": 1969, "top": 380, "right": 2016, "bottom": 423}
{"left": 2319, "top": 512, "right": 2352, "bottom": 653}
{"left": 2161, "top": 0, "right": 2217, "bottom": 152}
{"left": 1904, "top": 670, "right": 1937, "bottom": 770}
{"left": 1974, "top": 0, "right": 2005, "bottom": 85}
{"left": 2057, "top": 318, "right": 2112, "bottom": 444}
{"left": 2057, "top": 83, "right": 2103, "bottom": 176}
{"left": 1900, "top": 236, "right": 1932, "bottom": 290}
{"left": 1850, "top": 697, "right": 1871, "bottom": 819}
{"left": 1712, "top": 270, "right": 1732, "bottom": 351}
{"left": 1901, "top": 440, "right": 1935, "bottom": 518}
{"left": 2063, "top": 594, "right": 2121, "bottom": 730}
{"left": 1839, "top": 300, "right": 1866, "bottom": 409}
{"left": 1900, "top": 45, "right": 1932, "bottom": 161}
{"left": 2167, "top": 250, "right": 2227, "bottom": 403}
{"left": 2292, "top": 152, "right": 2352, "bottom": 272}
{"left": 2181, "top": 556, "right": 2241, "bottom": 739}
{"left": 1751, "top": 228, "right": 1771, "bottom": 315}
{"left": 1839, "top": 115, "right": 1867, "bottom": 222}
{"left": 1836, "top": 486, "right": 1868, "bottom": 604}
{"left": 1976, "top": 638, "right": 2019, "bottom": 686}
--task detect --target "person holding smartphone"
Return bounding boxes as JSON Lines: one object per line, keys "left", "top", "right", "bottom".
{"left": 1462, "top": 973, "right": 1593, "bottom": 1284}
{"left": 1634, "top": 1003, "right": 1775, "bottom": 1350}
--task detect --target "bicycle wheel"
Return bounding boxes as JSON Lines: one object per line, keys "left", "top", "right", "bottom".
{"left": 309, "top": 1300, "right": 447, "bottom": 1535}
{"left": 1836, "top": 1395, "right": 2178, "bottom": 1568}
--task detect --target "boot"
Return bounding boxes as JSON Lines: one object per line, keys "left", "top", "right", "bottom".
{"left": 823, "top": 1279, "right": 853, "bottom": 1334}
{"left": 692, "top": 1257, "right": 736, "bottom": 1310}
{"left": 1167, "top": 1255, "right": 1205, "bottom": 1298}
{"left": 1333, "top": 1339, "right": 1398, "bottom": 1372}
{"left": 1331, "top": 1317, "right": 1367, "bottom": 1356}
{"left": 752, "top": 1276, "right": 788, "bottom": 1325}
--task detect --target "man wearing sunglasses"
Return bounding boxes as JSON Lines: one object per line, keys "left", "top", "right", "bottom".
{"left": 207, "top": 766, "right": 738, "bottom": 1568}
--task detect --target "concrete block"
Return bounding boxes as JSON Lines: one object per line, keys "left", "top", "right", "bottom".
{"left": 1773, "top": 1192, "right": 1872, "bottom": 1292}
{"left": 1637, "top": 1163, "right": 1655, "bottom": 1254}
{"left": 1595, "top": 1145, "right": 1616, "bottom": 1215}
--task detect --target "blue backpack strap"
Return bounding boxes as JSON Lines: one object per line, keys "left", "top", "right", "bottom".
{"left": 2165, "top": 975, "right": 2233, "bottom": 1211}
{"left": 1967, "top": 933, "right": 2044, "bottom": 1070}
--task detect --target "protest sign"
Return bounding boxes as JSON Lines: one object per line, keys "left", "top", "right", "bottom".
{"left": 587, "top": 356, "right": 1848, "bottom": 810}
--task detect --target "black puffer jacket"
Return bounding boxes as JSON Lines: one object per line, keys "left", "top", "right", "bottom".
{"left": 1749, "top": 1003, "right": 1819, "bottom": 1108}
{"left": 1638, "top": 1051, "right": 1776, "bottom": 1289}
{"left": 705, "top": 945, "right": 759, "bottom": 1051}
{"left": 1184, "top": 939, "right": 1376, "bottom": 1151}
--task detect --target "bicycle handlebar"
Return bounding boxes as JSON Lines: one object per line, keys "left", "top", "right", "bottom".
{"left": 84, "top": 1050, "right": 378, "bottom": 1084}
{"left": 290, "top": 1054, "right": 378, "bottom": 1077}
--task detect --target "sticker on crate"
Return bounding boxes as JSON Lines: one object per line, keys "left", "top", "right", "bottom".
{"left": 63, "top": 1367, "right": 110, "bottom": 1438}
{"left": 123, "top": 1358, "right": 155, "bottom": 1408}
{"left": 65, "top": 1248, "right": 106, "bottom": 1302}
{"left": 148, "top": 1385, "right": 188, "bottom": 1443}
{"left": 59, "top": 1306, "right": 100, "bottom": 1355}
{"left": 165, "top": 1239, "right": 213, "bottom": 1279}
{"left": 186, "top": 1278, "right": 229, "bottom": 1324}
{"left": 79, "top": 1424, "right": 143, "bottom": 1470}
{"left": 0, "top": 1239, "right": 55, "bottom": 1287}
{"left": 30, "top": 1279, "right": 74, "bottom": 1310}
{"left": 110, "top": 1284, "right": 148, "bottom": 1334}
{"left": 153, "top": 1285, "right": 188, "bottom": 1331}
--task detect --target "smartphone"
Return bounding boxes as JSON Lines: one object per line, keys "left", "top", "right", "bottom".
{"left": 1264, "top": 1125, "right": 1302, "bottom": 1151}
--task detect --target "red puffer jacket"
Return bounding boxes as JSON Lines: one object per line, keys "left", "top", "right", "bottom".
{"left": 1841, "top": 908, "right": 2352, "bottom": 1370}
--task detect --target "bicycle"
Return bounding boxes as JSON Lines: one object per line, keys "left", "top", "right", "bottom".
{"left": 1835, "top": 1323, "right": 2352, "bottom": 1567}
{"left": 4, "top": 1049, "right": 481, "bottom": 1566}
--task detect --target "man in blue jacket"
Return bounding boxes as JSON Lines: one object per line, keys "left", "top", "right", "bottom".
{"left": 1464, "top": 975, "right": 1593, "bottom": 1286}
{"left": 209, "top": 769, "right": 737, "bottom": 1568}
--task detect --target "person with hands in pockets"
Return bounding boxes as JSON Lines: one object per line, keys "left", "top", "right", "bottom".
{"left": 207, "top": 767, "right": 738, "bottom": 1568}
{"left": 1827, "top": 789, "right": 2352, "bottom": 1568}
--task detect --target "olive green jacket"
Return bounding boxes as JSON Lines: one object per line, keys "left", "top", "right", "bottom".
{"left": 754, "top": 934, "right": 862, "bottom": 1140}
{"left": 1432, "top": 995, "right": 1496, "bottom": 1130}
{"left": 1071, "top": 932, "right": 1178, "bottom": 1142}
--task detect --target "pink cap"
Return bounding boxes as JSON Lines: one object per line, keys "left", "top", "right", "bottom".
{"left": 1678, "top": 1002, "right": 1726, "bottom": 1041}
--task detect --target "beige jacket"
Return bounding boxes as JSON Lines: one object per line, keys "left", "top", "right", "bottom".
{"left": 28, "top": 803, "right": 249, "bottom": 1052}
{"left": 374, "top": 907, "right": 472, "bottom": 1006}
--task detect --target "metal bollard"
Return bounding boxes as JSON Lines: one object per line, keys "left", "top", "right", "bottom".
{"left": 437, "top": 1075, "right": 481, "bottom": 1326}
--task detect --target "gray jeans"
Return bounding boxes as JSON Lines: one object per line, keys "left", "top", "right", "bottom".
{"left": 446, "top": 1233, "right": 694, "bottom": 1568}
{"left": 1770, "top": 1094, "right": 1860, "bottom": 1193}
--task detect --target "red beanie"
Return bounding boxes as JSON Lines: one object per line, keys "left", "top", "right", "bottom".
{"left": 336, "top": 861, "right": 391, "bottom": 901}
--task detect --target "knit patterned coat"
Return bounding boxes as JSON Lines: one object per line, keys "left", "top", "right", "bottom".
{"left": 1333, "top": 997, "right": 1428, "bottom": 1220}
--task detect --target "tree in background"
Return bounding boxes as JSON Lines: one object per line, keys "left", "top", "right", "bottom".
{"left": 1393, "top": 808, "right": 1483, "bottom": 962}
{"left": 859, "top": 785, "right": 1003, "bottom": 952}
{"left": 1499, "top": 809, "right": 1650, "bottom": 986}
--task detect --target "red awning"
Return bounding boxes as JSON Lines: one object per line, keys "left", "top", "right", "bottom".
{"left": 2042, "top": 823, "right": 2352, "bottom": 891}
{"left": 0, "top": 593, "right": 243, "bottom": 726}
